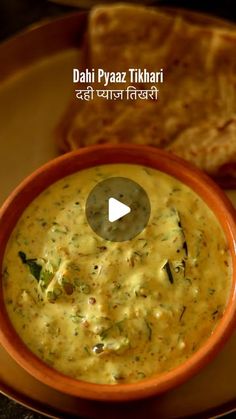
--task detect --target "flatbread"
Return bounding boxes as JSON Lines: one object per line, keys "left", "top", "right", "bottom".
{"left": 56, "top": 4, "right": 236, "bottom": 185}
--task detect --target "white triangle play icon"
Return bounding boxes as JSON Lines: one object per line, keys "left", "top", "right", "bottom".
{"left": 108, "top": 197, "right": 131, "bottom": 223}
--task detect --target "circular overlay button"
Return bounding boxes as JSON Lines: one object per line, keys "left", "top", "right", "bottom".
{"left": 86, "top": 177, "right": 151, "bottom": 242}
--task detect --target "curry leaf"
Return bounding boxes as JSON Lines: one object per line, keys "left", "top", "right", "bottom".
{"left": 18, "top": 251, "right": 42, "bottom": 281}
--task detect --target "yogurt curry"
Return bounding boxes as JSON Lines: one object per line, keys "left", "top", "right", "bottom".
{"left": 2, "top": 164, "right": 231, "bottom": 384}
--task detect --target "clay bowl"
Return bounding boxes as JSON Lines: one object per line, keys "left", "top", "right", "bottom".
{"left": 0, "top": 144, "right": 236, "bottom": 402}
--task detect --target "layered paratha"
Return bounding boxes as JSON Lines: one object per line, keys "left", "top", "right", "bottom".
{"left": 56, "top": 4, "right": 236, "bottom": 185}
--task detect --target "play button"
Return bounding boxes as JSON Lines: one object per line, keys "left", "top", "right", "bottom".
{"left": 108, "top": 198, "right": 131, "bottom": 222}
{"left": 85, "top": 177, "right": 151, "bottom": 242}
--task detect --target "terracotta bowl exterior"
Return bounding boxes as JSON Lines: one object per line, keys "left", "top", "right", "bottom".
{"left": 0, "top": 144, "right": 236, "bottom": 402}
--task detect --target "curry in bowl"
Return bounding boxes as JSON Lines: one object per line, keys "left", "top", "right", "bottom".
{"left": 2, "top": 163, "right": 231, "bottom": 385}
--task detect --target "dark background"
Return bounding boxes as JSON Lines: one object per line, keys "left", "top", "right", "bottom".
{"left": 0, "top": 0, "right": 236, "bottom": 418}
{"left": 0, "top": 0, "right": 236, "bottom": 42}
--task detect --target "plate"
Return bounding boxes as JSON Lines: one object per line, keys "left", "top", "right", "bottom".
{"left": 0, "top": 9, "right": 236, "bottom": 419}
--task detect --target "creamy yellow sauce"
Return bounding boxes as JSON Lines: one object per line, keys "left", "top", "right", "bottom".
{"left": 2, "top": 164, "right": 231, "bottom": 384}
